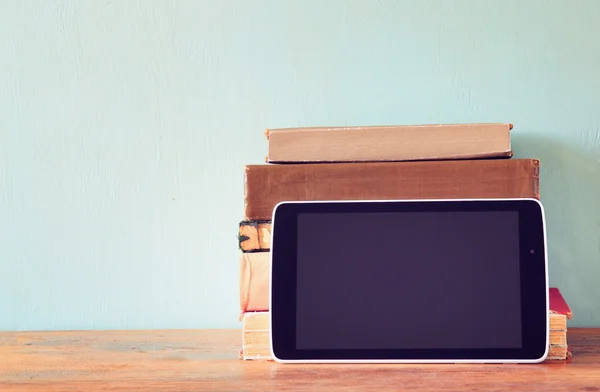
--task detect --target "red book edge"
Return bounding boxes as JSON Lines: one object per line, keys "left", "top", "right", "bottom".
{"left": 549, "top": 287, "right": 572, "bottom": 320}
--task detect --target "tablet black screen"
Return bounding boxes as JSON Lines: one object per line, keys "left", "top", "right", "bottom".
{"left": 270, "top": 199, "right": 548, "bottom": 361}
{"left": 296, "top": 211, "right": 521, "bottom": 350}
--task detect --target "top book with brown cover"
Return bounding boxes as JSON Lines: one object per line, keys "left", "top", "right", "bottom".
{"left": 265, "top": 123, "right": 513, "bottom": 163}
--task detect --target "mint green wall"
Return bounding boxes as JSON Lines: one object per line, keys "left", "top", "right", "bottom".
{"left": 1, "top": 1, "right": 598, "bottom": 330}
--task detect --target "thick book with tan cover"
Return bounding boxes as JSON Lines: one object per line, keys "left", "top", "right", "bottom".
{"left": 243, "top": 159, "right": 540, "bottom": 220}
{"left": 240, "top": 288, "right": 572, "bottom": 361}
{"left": 239, "top": 252, "right": 270, "bottom": 313}
{"left": 265, "top": 123, "right": 513, "bottom": 163}
{"left": 239, "top": 311, "right": 271, "bottom": 360}
{"left": 239, "top": 248, "right": 572, "bottom": 333}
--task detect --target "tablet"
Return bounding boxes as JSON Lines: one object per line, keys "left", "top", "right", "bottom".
{"left": 269, "top": 198, "right": 549, "bottom": 363}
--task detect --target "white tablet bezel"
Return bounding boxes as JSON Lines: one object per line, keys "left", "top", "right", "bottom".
{"left": 269, "top": 198, "right": 549, "bottom": 364}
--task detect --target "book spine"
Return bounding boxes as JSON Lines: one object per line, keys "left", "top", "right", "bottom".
{"left": 266, "top": 123, "right": 512, "bottom": 163}
{"left": 239, "top": 221, "right": 272, "bottom": 252}
{"left": 239, "top": 252, "right": 271, "bottom": 313}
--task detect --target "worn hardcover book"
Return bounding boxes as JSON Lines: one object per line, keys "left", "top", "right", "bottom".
{"left": 239, "top": 252, "right": 270, "bottom": 313}
{"left": 238, "top": 221, "right": 271, "bottom": 252}
{"left": 239, "top": 288, "right": 572, "bottom": 361}
{"left": 265, "top": 123, "right": 513, "bottom": 163}
{"left": 239, "top": 247, "right": 573, "bottom": 347}
{"left": 243, "top": 159, "right": 540, "bottom": 220}
{"left": 239, "top": 311, "right": 271, "bottom": 360}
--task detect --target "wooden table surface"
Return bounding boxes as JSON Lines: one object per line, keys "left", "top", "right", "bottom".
{"left": 1, "top": 328, "right": 599, "bottom": 391}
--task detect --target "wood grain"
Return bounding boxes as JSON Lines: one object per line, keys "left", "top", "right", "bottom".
{"left": 1, "top": 328, "right": 599, "bottom": 391}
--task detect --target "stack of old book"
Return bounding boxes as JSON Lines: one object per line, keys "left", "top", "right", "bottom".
{"left": 237, "top": 123, "right": 572, "bottom": 361}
